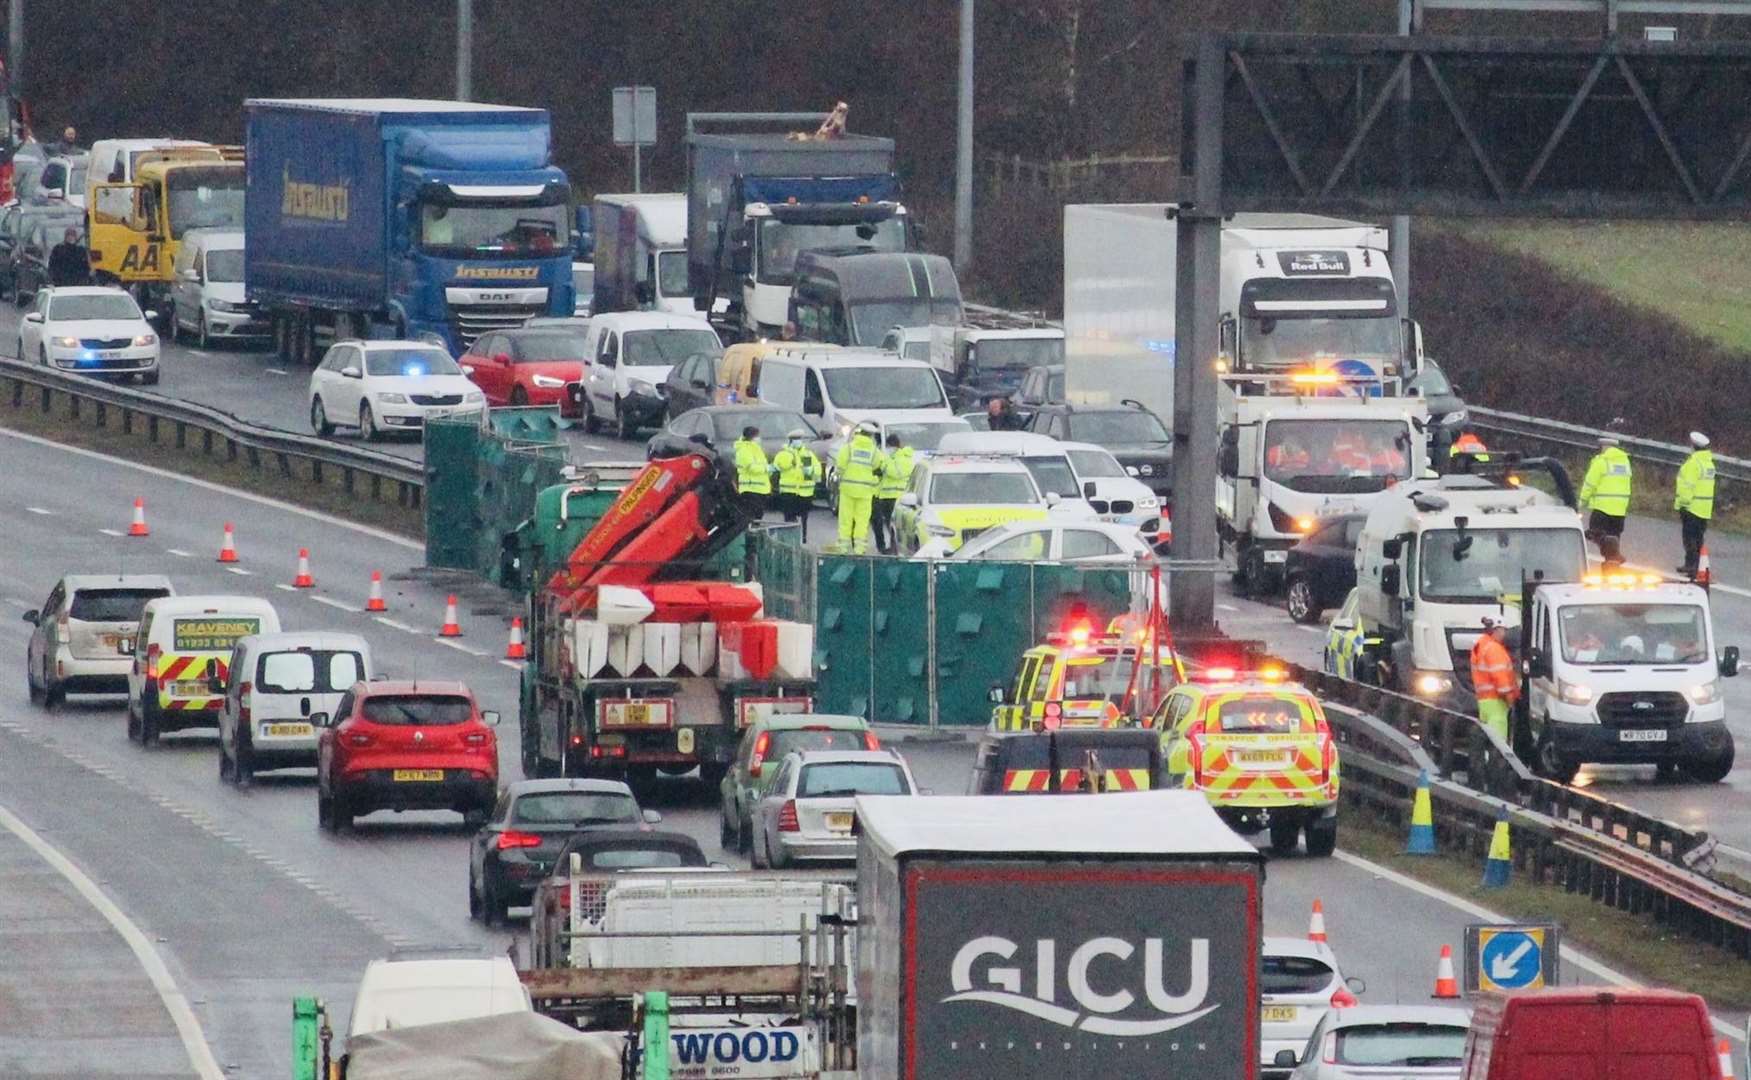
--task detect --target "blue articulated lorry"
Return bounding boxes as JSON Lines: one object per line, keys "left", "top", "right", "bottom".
{"left": 245, "top": 97, "right": 575, "bottom": 364}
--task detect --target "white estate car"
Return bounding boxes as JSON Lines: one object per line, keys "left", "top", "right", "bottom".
{"left": 308, "top": 340, "right": 485, "bottom": 441}
{"left": 19, "top": 286, "right": 161, "bottom": 383}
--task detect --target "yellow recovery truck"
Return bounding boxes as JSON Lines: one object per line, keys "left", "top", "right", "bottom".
{"left": 88, "top": 147, "right": 243, "bottom": 325}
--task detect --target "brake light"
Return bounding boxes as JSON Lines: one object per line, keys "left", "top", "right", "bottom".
{"left": 777, "top": 799, "right": 799, "bottom": 832}
{"left": 1187, "top": 732, "right": 1206, "bottom": 787}
{"left": 1330, "top": 986, "right": 1358, "bottom": 1009}
{"left": 1319, "top": 738, "right": 1336, "bottom": 786}
{"left": 146, "top": 642, "right": 161, "bottom": 678}
{"left": 55, "top": 614, "right": 70, "bottom": 645}
{"left": 863, "top": 731, "right": 881, "bottom": 751}
{"left": 464, "top": 731, "right": 490, "bottom": 747}
{"left": 1320, "top": 1032, "right": 1338, "bottom": 1065}
{"left": 750, "top": 730, "right": 772, "bottom": 776}
{"left": 237, "top": 681, "right": 252, "bottom": 724}
{"left": 496, "top": 830, "right": 543, "bottom": 851}
{"left": 1042, "top": 702, "right": 1062, "bottom": 730}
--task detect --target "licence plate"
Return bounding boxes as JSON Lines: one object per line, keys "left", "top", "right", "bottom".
{"left": 428, "top": 409, "right": 452, "bottom": 419}
{"left": 623, "top": 703, "right": 649, "bottom": 725}
{"left": 101, "top": 633, "right": 122, "bottom": 648}
{"left": 1238, "top": 750, "right": 1291, "bottom": 765}
{"left": 392, "top": 769, "right": 444, "bottom": 782}
{"left": 1261, "top": 1005, "right": 1298, "bottom": 1023}
{"left": 172, "top": 680, "right": 207, "bottom": 696}
{"left": 825, "top": 812, "right": 854, "bottom": 832}
{"left": 1263, "top": 550, "right": 1288, "bottom": 563}
{"left": 263, "top": 723, "right": 312, "bottom": 737}
{"left": 1619, "top": 728, "right": 1668, "bottom": 743}
{"left": 100, "top": 351, "right": 123, "bottom": 360}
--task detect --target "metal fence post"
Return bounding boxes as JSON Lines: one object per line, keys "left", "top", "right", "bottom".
{"left": 927, "top": 564, "right": 940, "bottom": 731}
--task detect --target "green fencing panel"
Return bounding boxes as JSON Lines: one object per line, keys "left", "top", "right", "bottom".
{"left": 485, "top": 405, "right": 564, "bottom": 443}
{"left": 810, "top": 556, "right": 874, "bottom": 720}
{"left": 749, "top": 527, "right": 812, "bottom": 621}
{"left": 1029, "top": 564, "right": 1137, "bottom": 639}
{"left": 870, "top": 559, "right": 930, "bottom": 725}
{"left": 424, "top": 418, "right": 484, "bottom": 569}
{"left": 932, "top": 561, "right": 1036, "bottom": 727}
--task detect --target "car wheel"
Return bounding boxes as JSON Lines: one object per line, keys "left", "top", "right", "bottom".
{"left": 468, "top": 866, "right": 482, "bottom": 920}
{"left": 310, "top": 396, "right": 334, "bottom": 437}
{"left": 126, "top": 699, "right": 142, "bottom": 742}
{"left": 1304, "top": 817, "right": 1338, "bottom": 858}
{"left": 750, "top": 822, "right": 768, "bottom": 869}
{"left": 616, "top": 398, "right": 637, "bottom": 440}
{"left": 583, "top": 394, "right": 601, "bottom": 434}
{"left": 720, "top": 807, "right": 737, "bottom": 850}
{"left": 1285, "top": 576, "right": 1321, "bottom": 625}
{"left": 738, "top": 814, "right": 754, "bottom": 855}
{"left": 219, "top": 744, "right": 234, "bottom": 782}
{"left": 462, "top": 806, "right": 488, "bottom": 830}
{"left": 768, "top": 834, "right": 789, "bottom": 870}
{"left": 139, "top": 368, "right": 160, "bottom": 386}
{"left": 1535, "top": 726, "right": 1580, "bottom": 784}
{"left": 1268, "top": 818, "right": 1301, "bottom": 856}
{"left": 234, "top": 742, "right": 253, "bottom": 787}
{"left": 198, "top": 313, "right": 212, "bottom": 351}
{"left": 510, "top": 385, "right": 529, "bottom": 407}
{"left": 1682, "top": 744, "right": 1735, "bottom": 783}
{"left": 483, "top": 872, "right": 509, "bottom": 926}
{"left": 359, "top": 402, "right": 377, "bottom": 442}
{"left": 41, "top": 663, "right": 63, "bottom": 710}
{"left": 139, "top": 700, "right": 159, "bottom": 746}
{"left": 26, "top": 663, "right": 43, "bottom": 706}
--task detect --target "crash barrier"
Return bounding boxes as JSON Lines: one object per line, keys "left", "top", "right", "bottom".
{"left": 1468, "top": 404, "right": 1751, "bottom": 487}
{"left": 425, "top": 410, "right": 573, "bottom": 586}
{"left": 0, "top": 355, "right": 425, "bottom": 515}
{"left": 1298, "top": 664, "right": 1751, "bottom": 959}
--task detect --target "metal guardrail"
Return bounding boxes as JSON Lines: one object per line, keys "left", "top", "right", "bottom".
{"left": 1295, "top": 662, "right": 1751, "bottom": 959}
{"left": 1467, "top": 404, "right": 1751, "bottom": 485}
{"left": 963, "top": 302, "right": 1062, "bottom": 331}
{"left": 0, "top": 356, "right": 425, "bottom": 511}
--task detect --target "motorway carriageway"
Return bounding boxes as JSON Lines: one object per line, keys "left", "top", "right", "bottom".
{"left": 0, "top": 429, "right": 1745, "bottom": 1077}
{"left": 5, "top": 305, "right": 1749, "bottom": 865}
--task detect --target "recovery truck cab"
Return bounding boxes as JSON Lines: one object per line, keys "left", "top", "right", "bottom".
{"left": 1352, "top": 461, "right": 1587, "bottom": 707}
{"left": 1217, "top": 371, "right": 1428, "bottom": 593}
{"left": 88, "top": 151, "right": 244, "bottom": 319}
{"left": 1519, "top": 573, "right": 1738, "bottom": 783}
{"left": 929, "top": 325, "right": 1066, "bottom": 412}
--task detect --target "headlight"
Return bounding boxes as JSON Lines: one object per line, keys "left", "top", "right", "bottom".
{"left": 1138, "top": 496, "right": 1160, "bottom": 510}
{"left": 206, "top": 299, "right": 244, "bottom": 314}
{"left": 530, "top": 374, "right": 566, "bottom": 389}
{"left": 1125, "top": 465, "right": 1140, "bottom": 477}
{"left": 1687, "top": 679, "right": 1721, "bottom": 707}
{"left": 464, "top": 391, "right": 485, "bottom": 404}
{"left": 133, "top": 333, "right": 157, "bottom": 347}
{"left": 52, "top": 336, "right": 79, "bottom": 348}
{"left": 629, "top": 379, "right": 659, "bottom": 397}
{"left": 1557, "top": 679, "right": 1593, "bottom": 706}
{"left": 1412, "top": 671, "right": 1453, "bottom": 697}
{"left": 376, "top": 392, "right": 408, "bottom": 405}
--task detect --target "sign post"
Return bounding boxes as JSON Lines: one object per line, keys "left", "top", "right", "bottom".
{"left": 1464, "top": 923, "right": 1561, "bottom": 994}
{"left": 612, "top": 85, "right": 657, "bottom": 193}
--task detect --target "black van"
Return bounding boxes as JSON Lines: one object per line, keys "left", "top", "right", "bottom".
{"left": 968, "top": 728, "right": 1163, "bottom": 795}
{"left": 788, "top": 248, "right": 963, "bottom": 348}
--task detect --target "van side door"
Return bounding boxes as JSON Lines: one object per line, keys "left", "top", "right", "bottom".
{"left": 589, "top": 328, "right": 620, "bottom": 408}
{"left": 1528, "top": 597, "right": 1554, "bottom": 726}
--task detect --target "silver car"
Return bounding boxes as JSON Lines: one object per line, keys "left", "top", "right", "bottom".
{"left": 1261, "top": 936, "right": 1363, "bottom": 1078}
{"left": 749, "top": 749, "right": 917, "bottom": 869}
{"left": 1289, "top": 1004, "right": 1470, "bottom": 1080}
{"left": 24, "top": 574, "right": 174, "bottom": 707}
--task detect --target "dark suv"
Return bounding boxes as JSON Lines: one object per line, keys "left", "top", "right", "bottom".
{"left": 1026, "top": 400, "right": 1174, "bottom": 500}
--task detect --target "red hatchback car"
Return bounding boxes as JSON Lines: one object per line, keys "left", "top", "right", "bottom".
{"left": 316, "top": 680, "right": 499, "bottom": 833}
{"left": 459, "top": 327, "right": 590, "bottom": 416}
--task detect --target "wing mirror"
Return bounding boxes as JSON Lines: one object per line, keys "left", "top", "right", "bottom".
{"left": 897, "top": 493, "right": 919, "bottom": 508}
{"left": 494, "top": 353, "right": 512, "bottom": 365}
{"left": 23, "top": 311, "right": 41, "bottom": 323}
{"left": 642, "top": 808, "right": 663, "bottom": 824}
{"left": 1721, "top": 645, "right": 1740, "bottom": 678}
{"left": 1381, "top": 537, "right": 1403, "bottom": 559}
{"left": 307, "top": 711, "right": 331, "bottom": 728}
{"left": 1525, "top": 648, "right": 1551, "bottom": 680}
{"left": 143, "top": 309, "right": 158, "bottom": 322}
{"left": 988, "top": 684, "right": 1007, "bottom": 704}
{"left": 1083, "top": 481, "right": 1098, "bottom": 499}
{"left": 20, "top": 609, "right": 37, "bottom": 625}
{"left": 1273, "top": 1050, "right": 1298, "bottom": 1068}
{"left": 482, "top": 709, "right": 501, "bottom": 726}
{"left": 340, "top": 366, "right": 362, "bottom": 379}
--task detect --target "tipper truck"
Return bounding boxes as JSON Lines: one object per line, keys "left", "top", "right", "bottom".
{"left": 857, "top": 792, "right": 1263, "bottom": 1080}
{"left": 244, "top": 98, "right": 576, "bottom": 365}
{"left": 686, "top": 110, "right": 914, "bottom": 339}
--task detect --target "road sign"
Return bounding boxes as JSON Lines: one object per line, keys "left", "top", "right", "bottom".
{"left": 1464, "top": 923, "right": 1562, "bottom": 994}
{"left": 612, "top": 86, "right": 656, "bottom": 147}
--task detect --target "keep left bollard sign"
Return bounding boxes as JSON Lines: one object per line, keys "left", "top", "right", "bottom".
{"left": 1464, "top": 923, "right": 1561, "bottom": 994}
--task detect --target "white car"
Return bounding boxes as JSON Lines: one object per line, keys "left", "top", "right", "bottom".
{"left": 1262, "top": 936, "right": 1362, "bottom": 1078}
{"left": 1289, "top": 1004, "right": 1469, "bottom": 1080}
{"left": 19, "top": 286, "right": 161, "bottom": 383}
{"left": 921, "top": 520, "right": 1157, "bottom": 563}
{"left": 750, "top": 749, "right": 918, "bottom": 869}
{"left": 308, "top": 340, "right": 485, "bottom": 441}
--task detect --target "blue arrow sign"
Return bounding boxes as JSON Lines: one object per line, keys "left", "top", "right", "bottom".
{"left": 1479, "top": 929, "right": 1544, "bottom": 990}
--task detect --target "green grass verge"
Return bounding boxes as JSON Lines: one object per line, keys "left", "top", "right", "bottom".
{"left": 1342, "top": 812, "right": 1751, "bottom": 1010}
{"left": 0, "top": 393, "right": 423, "bottom": 539}
{"left": 1452, "top": 220, "right": 1751, "bottom": 354}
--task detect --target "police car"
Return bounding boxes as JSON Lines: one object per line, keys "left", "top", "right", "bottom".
{"left": 989, "top": 617, "right": 1184, "bottom": 731}
{"left": 893, "top": 454, "right": 1095, "bottom": 555}
{"left": 1321, "top": 588, "right": 1380, "bottom": 682}
{"left": 1151, "top": 667, "right": 1340, "bottom": 856}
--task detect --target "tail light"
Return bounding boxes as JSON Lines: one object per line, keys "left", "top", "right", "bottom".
{"left": 55, "top": 614, "right": 70, "bottom": 645}
{"left": 777, "top": 799, "right": 799, "bottom": 832}
{"left": 146, "top": 642, "right": 162, "bottom": 679}
{"left": 589, "top": 744, "right": 626, "bottom": 758}
{"left": 464, "top": 731, "right": 490, "bottom": 747}
{"left": 1320, "top": 1032, "right": 1338, "bottom": 1065}
{"left": 345, "top": 731, "right": 374, "bottom": 748}
{"left": 1042, "top": 702, "right": 1063, "bottom": 730}
{"left": 496, "top": 830, "right": 543, "bottom": 851}
{"left": 1186, "top": 732, "right": 1206, "bottom": 787}
{"left": 863, "top": 731, "right": 881, "bottom": 751}
{"left": 237, "top": 682, "right": 252, "bottom": 724}
{"left": 1319, "top": 739, "right": 1336, "bottom": 786}
{"left": 1329, "top": 986, "right": 1358, "bottom": 1009}
{"left": 749, "top": 730, "right": 772, "bottom": 776}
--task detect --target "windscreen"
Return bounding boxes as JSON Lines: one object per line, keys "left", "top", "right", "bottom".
{"left": 712, "top": 411, "right": 812, "bottom": 441}
{"left": 823, "top": 366, "right": 945, "bottom": 409}
{"left": 1263, "top": 418, "right": 1413, "bottom": 493}
{"left": 1332, "top": 1024, "right": 1468, "bottom": 1067}
{"left": 68, "top": 588, "right": 168, "bottom": 622}
{"left": 886, "top": 421, "right": 968, "bottom": 452}
{"left": 656, "top": 250, "right": 689, "bottom": 298}
{"left": 971, "top": 337, "right": 1064, "bottom": 370}
{"left": 204, "top": 249, "right": 243, "bottom": 283}
{"left": 1021, "top": 456, "right": 1080, "bottom": 499}
{"left": 1210, "top": 696, "right": 1310, "bottom": 734}
{"left": 1260, "top": 954, "right": 1335, "bottom": 995}
{"left": 849, "top": 299, "right": 962, "bottom": 344}
{"left": 797, "top": 762, "right": 910, "bottom": 796}
{"left": 1559, "top": 603, "right": 1709, "bottom": 664}
{"left": 622, "top": 329, "right": 722, "bottom": 367}
{"left": 1059, "top": 657, "right": 1138, "bottom": 700}
{"left": 1066, "top": 412, "right": 1170, "bottom": 445}
{"left": 50, "top": 293, "right": 140, "bottom": 321}
{"left": 756, "top": 217, "right": 907, "bottom": 284}
{"left": 930, "top": 472, "right": 1037, "bottom": 505}
{"left": 359, "top": 695, "right": 472, "bottom": 726}
{"left": 1241, "top": 316, "right": 1402, "bottom": 368}
{"left": 365, "top": 349, "right": 462, "bottom": 377}
{"left": 1067, "top": 449, "right": 1127, "bottom": 479}
{"left": 511, "top": 791, "right": 638, "bottom": 826}
{"left": 589, "top": 846, "right": 704, "bottom": 869}
{"left": 769, "top": 728, "right": 867, "bottom": 759}
{"left": 420, "top": 200, "right": 569, "bottom": 256}
{"left": 1419, "top": 528, "right": 1587, "bottom": 604}
{"left": 511, "top": 333, "right": 590, "bottom": 362}
{"left": 258, "top": 651, "right": 364, "bottom": 694}
{"left": 166, "top": 170, "right": 246, "bottom": 238}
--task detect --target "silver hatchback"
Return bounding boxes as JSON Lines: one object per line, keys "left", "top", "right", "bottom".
{"left": 24, "top": 574, "right": 174, "bottom": 706}
{"left": 750, "top": 749, "right": 918, "bottom": 869}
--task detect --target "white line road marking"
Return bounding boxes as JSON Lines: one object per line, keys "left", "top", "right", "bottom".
{"left": 499, "top": 659, "right": 524, "bottom": 670}
{"left": 224, "top": 567, "right": 252, "bottom": 576}
{"left": 264, "top": 368, "right": 288, "bottom": 376}
{"left": 0, "top": 803, "right": 225, "bottom": 1080}
{"left": 1297, "top": 625, "right": 1323, "bottom": 634}
{"left": 0, "top": 429, "right": 422, "bottom": 550}
{"left": 164, "top": 549, "right": 192, "bottom": 558}
{"left": 3, "top": 598, "right": 28, "bottom": 609}
{"left": 435, "top": 638, "right": 487, "bottom": 657}
{"left": 373, "top": 616, "right": 420, "bottom": 634}
{"left": 274, "top": 584, "right": 298, "bottom": 592}
{"left": 1217, "top": 603, "right": 1239, "bottom": 612}
{"left": 25, "top": 506, "right": 51, "bottom": 515}
{"left": 98, "top": 528, "right": 124, "bottom": 537}
{"left": 310, "top": 596, "right": 355, "bottom": 613}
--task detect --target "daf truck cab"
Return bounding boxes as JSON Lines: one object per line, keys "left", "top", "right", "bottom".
{"left": 1218, "top": 372, "right": 1428, "bottom": 593}
{"left": 1352, "top": 466, "right": 1587, "bottom": 706}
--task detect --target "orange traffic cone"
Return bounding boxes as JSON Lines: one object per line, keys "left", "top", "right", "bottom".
{"left": 1432, "top": 944, "right": 1460, "bottom": 999}
{"left": 217, "top": 522, "right": 239, "bottom": 563}
{"left": 505, "top": 617, "right": 527, "bottom": 660}
{"left": 439, "top": 595, "right": 463, "bottom": 637}
{"left": 1696, "top": 545, "right": 1711, "bottom": 588}
{"left": 127, "top": 497, "right": 149, "bottom": 537}
{"left": 365, "top": 571, "right": 387, "bottom": 612}
{"left": 292, "top": 548, "right": 315, "bottom": 588}
{"left": 1308, "top": 899, "right": 1328, "bottom": 944}
{"left": 1720, "top": 1039, "right": 1735, "bottom": 1079}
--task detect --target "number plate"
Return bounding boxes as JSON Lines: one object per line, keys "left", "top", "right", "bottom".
{"left": 1260, "top": 1005, "right": 1299, "bottom": 1023}
{"left": 1263, "top": 550, "right": 1288, "bottom": 563}
{"left": 428, "top": 409, "right": 452, "bottom": 419}
{"left": 1618, "top": 728, "right": 1668, "bottom": 743}
{"left": 825, "top": 811, "right": 854, "bottom": 832}
{"left": 262, "top": 723, "right": 312, "bottom": 737}
{"left": 1237, "top": 750, "right": 1291, "bottom": 765}
{"left": 99, "top": 351, "right": 123, "bottom": 360}
{"left": 172, "top": 679, "right": 207, "bottom": 696}
{"left": 392, "top": 769, "right": 445, "bottom": 782}
{"left": 623, "top": 703, "right": 649, "bottom": 725}
{"left": 101, "top": 633, "right": 122, "bottom": 648}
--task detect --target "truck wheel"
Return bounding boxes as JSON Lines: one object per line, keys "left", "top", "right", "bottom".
{"left": 1268, "top": 818, "right": 1301, "bottom": 855}
{"left": 583, "top": 395, "right": 601, "bottom": 434}
{"left": 1285, "top": 575, "right": 1321, "bottom": 624}
{"left": 1535, "top": 728, "right": 1580, "bottom": 784}
{"left": 1682, "top": 745, "right": 1735, "bottom": 784}
{"left": 1304, "top": 817, "right": 1338, "bottom": 857}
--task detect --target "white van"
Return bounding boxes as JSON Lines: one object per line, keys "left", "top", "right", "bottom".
{"left": 347, "top": 953, "right": 532, "bottom": 1039}
{"left": 217, "top": 631, "right": 372, "bottom": 784}
{"left": 577, "top": 310, "right": 724, "bottom": 438}
{"left": 757, "top": 346, "right": 953, "bottom": 438}
{"left": 86, "top": 138, "right": 219, "bottom": 202}
{"left": 170, "top": 228, "right": 264, "bottom": 348}
{"left": 127, "top": 595, "right": 281, "bottom": 745}
{"left": 936, "top": 431, "right": 1166, "bottom": 545}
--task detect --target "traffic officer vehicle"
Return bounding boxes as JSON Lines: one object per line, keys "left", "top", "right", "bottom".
{"left": 893, "top": 453, "right": 1094, "bottom": 555}
{"left": 1322, "top": 588, "right": 1381, "bottom": 682}
{"left": 24, "top": 573, "right": 173, "bottom": 707}
{"left": 968, "top": 727, "right": 1162, "bottom": 794}
{"left": 126, "top": 595, "right": 281, "bottom": 746}
{"left": 1152, "top": 667, "right": 1340, "bottom": 856}
{"left": 989, "top": 617, "right": 1184, "bottom": 730}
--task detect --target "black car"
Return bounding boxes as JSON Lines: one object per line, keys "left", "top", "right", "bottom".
{"left": 467, "top": 778, "right": 660, "bottom": 925}
{"left": 1282, "top": 513, "right": 1367, "bottom": 624}
{"left": 647, "top": 404, "right": 829, "bottom": 473}
{"left": 1010, "top": 362, "right": 1065, "bottom": 426}
{"left": 0, "top": 202, "right": 82, "bottom": 302}
{"left": 528, "top": 827, "right": 710, "bottom": 935}
{"left": 1026, "top": 400, "right": 1174, "bottom": 499}
{"left": 970, "top": 728, "right": 1162, "bottom": 795}
{"left": 661, "top": 350, "right": 720, "bottom": 418}
{"left": 14, "top": 217, "right": 81, "bottom": 305}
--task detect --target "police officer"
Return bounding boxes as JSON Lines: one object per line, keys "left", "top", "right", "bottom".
{"left": 1579, "top": 432, "right": 1632, "bottom": 566}
{"left": 773, "top": 428, "right": 821, "bottom": 542}
{"left": 1469, "top": 617, "right": 1518, "bottom": 744}
{"left": 834, "top": 421, "right": 886, "bottom": 554}
{"left": 732, "top": 424, "right": 772, "bottom": 522}
{"left": 1675, "top": 430, "right": 1715, "bottom": 578}
{"left": 871, "top": 431, "right": 915, "bottom": 554}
